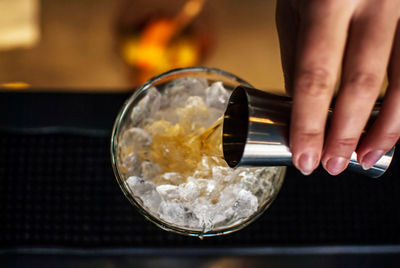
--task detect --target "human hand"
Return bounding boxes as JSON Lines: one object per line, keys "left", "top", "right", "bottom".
{"left": 276, "top": 0, "right": 400, "bottom": 175}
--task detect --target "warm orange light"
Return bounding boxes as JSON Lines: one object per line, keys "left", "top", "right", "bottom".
{"left": 0, "top": 82, "right": 30, "bottom": 89}
{"left": 249, "top": 117, "right": 274, "bottom": 124}
{"left": 119, "top": 0, "right": 207, "bottom": 85}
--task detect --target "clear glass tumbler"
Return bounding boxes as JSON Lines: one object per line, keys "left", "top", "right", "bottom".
{"left": 111, "top": 67, "right": 286, "bottom": 237}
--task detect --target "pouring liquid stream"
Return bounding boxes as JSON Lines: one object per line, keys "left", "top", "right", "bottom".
{"left": 199, "top": 116, "right": 223, "bottom": 144}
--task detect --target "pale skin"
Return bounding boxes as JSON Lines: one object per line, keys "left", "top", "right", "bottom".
{"left": 276, "top": 0, "right": 400, "bottom": 175}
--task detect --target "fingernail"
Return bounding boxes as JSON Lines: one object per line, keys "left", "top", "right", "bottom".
{"left": 298, "top": 153, "right": 317, "bottom": 175}
{"left": 361, "top": 150, "right": 384, "bottom": 170}
{"left": 325, "top": 157, "right": 348, "bottom": 176}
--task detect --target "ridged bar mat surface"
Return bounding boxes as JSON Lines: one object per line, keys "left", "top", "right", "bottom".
{"left": 1, "top": 133, "right": 399, "bottom": 248}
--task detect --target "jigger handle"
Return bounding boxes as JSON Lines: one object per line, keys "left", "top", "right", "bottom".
{"left": 222, "top": 86, "right": 395, "bottom": 178}
{"left": 347, "top": 149, "right": 394, "bottom": 178}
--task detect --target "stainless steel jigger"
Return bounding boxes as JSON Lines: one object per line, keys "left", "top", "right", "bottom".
{"left": 222, "top": 86, "right": 395, "bottom": 178}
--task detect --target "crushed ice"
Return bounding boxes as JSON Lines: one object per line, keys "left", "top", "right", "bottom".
{"left": 120, "top": 77, "right": 280, "bottom": 233}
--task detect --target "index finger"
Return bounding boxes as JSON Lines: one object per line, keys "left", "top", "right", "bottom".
{"left": 290, "top": 0, "right": 353, "bottom": 175}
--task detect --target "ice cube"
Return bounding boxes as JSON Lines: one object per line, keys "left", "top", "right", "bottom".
{"left": 158, "top": 202, "right": 200, "bottom": 227}
{"left": 220, "top": 207, "right": 235, "bottom": 224}
{"left": 218, "top": 184, "right": 239, "bottom": 208}
{"left": 120, "top": 128, "right": 152, "bottom": 149}
{"left": 121, "top": 152, "right": 142, "bottom": 176}
{"left": 254, "top": 167, "right": 279, "bottom": 185}
{"left": 141, "top": 161, "right": 161, "bottom": 180}
{"left": 141, "top": 117, "right": 156, "bottom": 127}
{"left": 160, "top": 172, "right": 183, "bottom": 185}
{"left": 177, "top": 96, "right": 210, "bottom": 131}
{"left": 126, "top": 176, "right": 153, "bottom": 194}
{"left": 212, "top": 166, "right": 233, "bottom": 183}
{"left": 165, "top": 77, "right": 208, "bottom": 107}
{"left": 158, "top": 202, "right": 185, "bottom": 226}
{"left": 167, "top": 77, "right": 208, "bottom": 95}
{"left": 156, "top": 184, "right": 180, "bottom": 202}
{"left": 205, "top": 82, "right": 230, "bottom": 110}
{"left": 144, "top": 120, "right": 172, "bottom": 135}
{"left": 253, "top": 167, "right": 277, "bottom": 199}
{"left": 188, "top": 177, "right": 217, "bottom": 196}
{"left": 184, "top": 209, "right": 200, "bottom": 228}
{"left": 232, "top": 189, "right": 258, "bottom": 220}
{"left": 179, "top": 181, "right": 200, "bottom": 202}
{"left": 142, "top": 189, "right": 162, "bottom": 212}
{"left": 160, "top": 93, "right": 170, "bottom": 109}
{"left": 147, "top": 87, "right": 162, "bottom": 110}
{"left": 125, "top": 176, "right": 161, "bottom": 212}
{"left": 235, "top": 167, "right": 278, "bottom": 199}
{"left": 191, "top": 196, "right": 214, "bottom": 231}
{"left": 153, "top": 107, "right": 180, "bottom": 124}
{"left": 237, "top": 171, "right": 259, "bottom": 193}
{"left": 195, "top": 156, "right": 214, "bottom": 175}
{"left": 185, "top": 96, "right": 206, "bottom": 108}
{"left": 187, "top": 177, "right": 220, "bottom": 206}
{"left": 211, "top": 213, "right": 228, "bottom": 226}
{"left": 131, "top": 87, "right": 161, "bottom": 125}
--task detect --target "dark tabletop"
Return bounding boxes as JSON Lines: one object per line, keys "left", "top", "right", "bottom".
{"left": 1, "top": 90, "right": 399, "bottom": 252}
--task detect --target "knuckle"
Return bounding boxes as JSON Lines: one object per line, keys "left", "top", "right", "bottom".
{"left": 345, "top": 72, "right": 381, "bottom": 96}
{"left": 381, "top": 132, "right": 399, "bottom": 142}
{"left": 290, "top": 129, "right": 324, "bottom": 150}
{"left": 295, "top": 68, "right": 332, "bottom": 97}
{"left": 334, "top": 137, "right": 359, "bottom": 150}
{"left": 296, "top": 129, "right": 324, "bottom": 141}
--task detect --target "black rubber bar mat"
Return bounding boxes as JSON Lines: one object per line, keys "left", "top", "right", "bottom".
{"left": 0, "top": 91, "right": 130, "bottom": 136}
{"left": 1, "top": 133, "right": 399, "bottom": 248}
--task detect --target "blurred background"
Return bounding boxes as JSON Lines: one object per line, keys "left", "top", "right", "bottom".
{"left": 0, "top": 0, "right": 284, "bottom": 93}
{"left": 2, "top": 2, "right": 400, "bottom": 267}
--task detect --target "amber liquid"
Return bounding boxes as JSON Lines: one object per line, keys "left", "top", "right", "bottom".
{"left": 137, "top": 116, "right": 226, "bottom": 180}
{"left": 199, "top": 116, "right": 223, "bottom": 152}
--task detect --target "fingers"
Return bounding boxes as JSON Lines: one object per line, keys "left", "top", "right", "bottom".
{"left": 321, "top": 3, "right": 400, "bottom": 175}
{"left": 290, "top": 1, "right": 353, "bottom": 175}
{"left": 356, "top": 20, "right": 400, "bottom": 169}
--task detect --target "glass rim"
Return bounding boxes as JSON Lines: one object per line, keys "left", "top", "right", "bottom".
{"left": 110, "top": 66, "right": 287, "bottom": 237}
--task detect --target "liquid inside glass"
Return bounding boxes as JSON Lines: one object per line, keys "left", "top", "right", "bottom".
{"left": 117, "top": 77, "right": 281, "bottom": 233}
